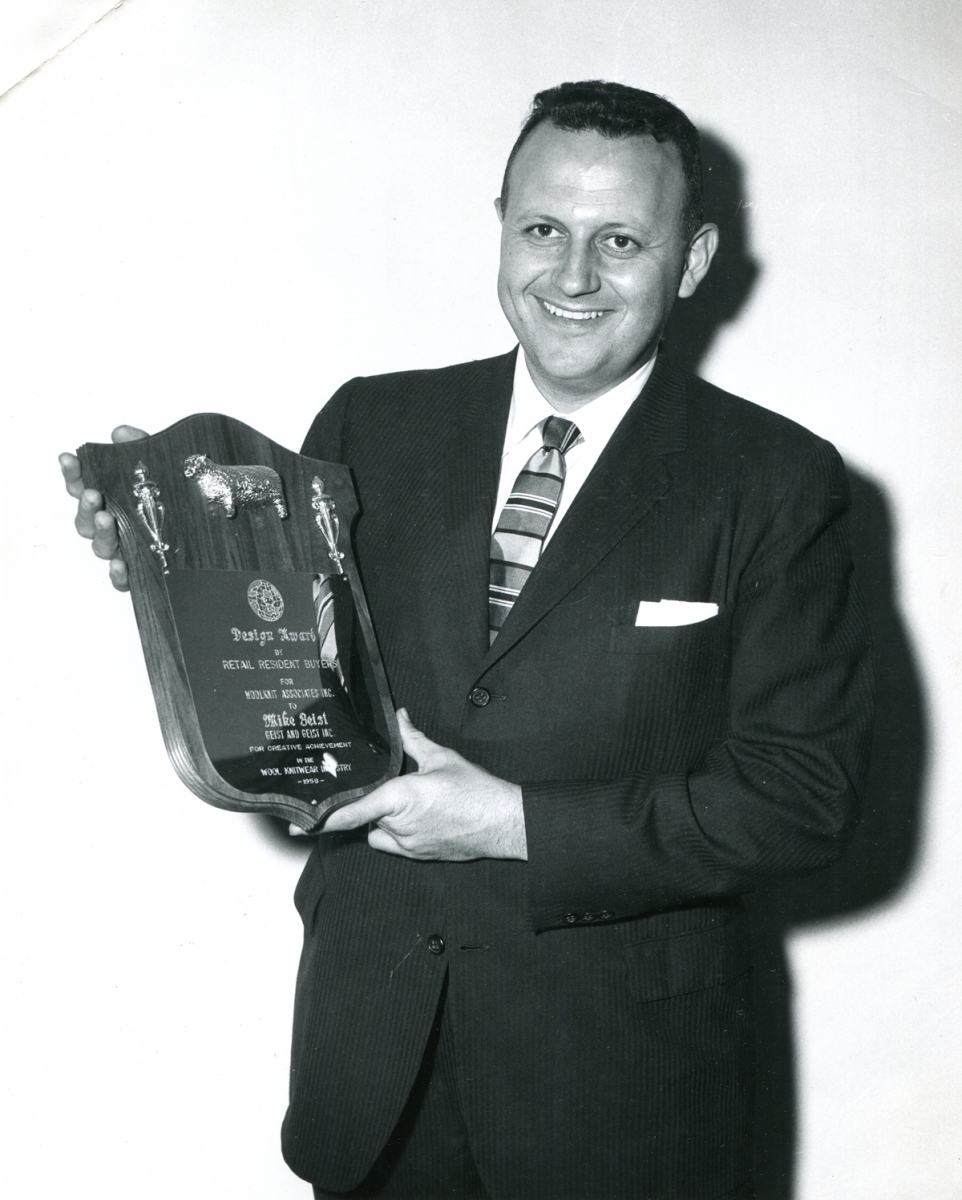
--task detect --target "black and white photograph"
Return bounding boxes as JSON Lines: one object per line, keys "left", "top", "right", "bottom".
{"left": 1, "top": 3, "right": 959, "bottom": 1197}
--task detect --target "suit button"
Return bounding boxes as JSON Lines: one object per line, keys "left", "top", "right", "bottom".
{"left": 563, "top": 913, "right": 578, "bottom": 924}
{"left": 598, "top": 911, "right": 614, "bottom": 920}
{"left": 469, "top": 687, "right": 491, "bottom": 707}
{"left": 582, "top": 913, "right": 596, "bottom": 922}
{"left": 427, "top": 934, "right": 445, "bottom": 955}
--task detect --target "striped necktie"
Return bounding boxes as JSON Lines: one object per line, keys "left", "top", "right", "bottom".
{"left": 313, "top": 573, "right": 347, "bottom": 691}
{"left": 488, "top": 415, "right": 582, "bottom": 644}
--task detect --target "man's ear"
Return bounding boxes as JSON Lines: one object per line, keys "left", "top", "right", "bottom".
{"left": 678, "top": 223, "right": 719, "bottom": 299}
{"left": 494, "top": 197, "right": 504, "bottom": 223}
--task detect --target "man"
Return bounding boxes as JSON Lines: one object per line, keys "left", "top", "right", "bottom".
{"left": 62, "top": 82, "right": 874, "bottom": 1199}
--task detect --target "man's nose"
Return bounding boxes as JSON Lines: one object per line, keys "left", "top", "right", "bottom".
{"left": 552, "top": 239, "right": 600, "bottom": 296}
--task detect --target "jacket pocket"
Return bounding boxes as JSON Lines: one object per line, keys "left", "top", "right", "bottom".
{"left": 607, "top": 613, "right": 722, "bottom": 655}
{"left": 293, "top": 848, "right": 326, "bottom": 935}
{"left": 622, "top": 913, "right": 751, "bottom": 1003}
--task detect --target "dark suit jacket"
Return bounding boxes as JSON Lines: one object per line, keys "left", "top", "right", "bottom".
{"left": 282, "top": 350, "right": 874, "bottom": 1199}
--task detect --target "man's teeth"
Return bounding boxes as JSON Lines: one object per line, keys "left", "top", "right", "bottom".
{"left": 542, "top": 301, "right": 604, "bottom": 321}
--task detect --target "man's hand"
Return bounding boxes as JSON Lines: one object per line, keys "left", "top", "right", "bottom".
{"left": 59, "top": 425, "right": 149, "bottom": 591}
{"left": 321, "top": 709, "right": 527, "bottom": 861}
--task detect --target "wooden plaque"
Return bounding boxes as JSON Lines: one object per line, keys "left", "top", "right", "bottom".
{"left": 78, "top": 414, "right": 401, "bottom": 832}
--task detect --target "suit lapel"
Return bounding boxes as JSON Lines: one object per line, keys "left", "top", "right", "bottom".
{"left": 436, "top": 350, "right": 515, "bottom": 662}
{"left": 479, "top": 355, "right": 688, "bottom": 669}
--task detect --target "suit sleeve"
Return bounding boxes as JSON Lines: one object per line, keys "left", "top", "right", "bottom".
{"left": 521, "top": 440, "right": 876, "bottom": 931}
{"left": 301, "top": 379, "right": 357, "bottom": 461}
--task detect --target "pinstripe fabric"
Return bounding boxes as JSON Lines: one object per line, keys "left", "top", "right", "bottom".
{"left": 311, "top": 977, "right": 488, "bottom": 1199}
{"left": 488, "top": 416, "right": 582, "bottom": 643}
{"left": 284, "top": 351, "right": 875, "bottom": 1197}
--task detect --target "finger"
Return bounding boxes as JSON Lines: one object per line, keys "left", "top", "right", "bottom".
{"left": 367, "top": 825, "right": 410, "bottom": 857}
{"left": 288, "top": 823, "right": 307, "bottom": 837}
{"left": 108, "top": 558, "right": 130, "bottom": 592}
{"left": 396, "top": 708, "right": 444, "bottom": 772}
{"left": 111, "top": 425, "right": 149, "bottom": 443}
{"left": 60, "top": 453, "right": 85, "bottom": 499}
{"left": 91, "top": 509, "right": 121, "bottom": 559}
{"left": 74, "top": 487, "right": 105, "bottom": 538}
{"left": 322, "top": 789, "right": 398, "bottom": 833}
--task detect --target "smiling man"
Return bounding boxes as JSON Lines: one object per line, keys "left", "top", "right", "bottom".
{"left": 63, "top": 81, "right": 874, "bottom": 1200}
{"left": 494, "top": 115, "right": 715, "bottom": 411}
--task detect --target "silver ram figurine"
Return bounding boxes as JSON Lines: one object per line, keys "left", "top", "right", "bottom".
{"left": 183, "top": 454, "right": 288, "bottom": 519}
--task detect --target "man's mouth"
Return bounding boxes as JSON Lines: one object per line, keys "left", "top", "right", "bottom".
{"left": 540, "top": 299, "right": 606, "bottom": 321}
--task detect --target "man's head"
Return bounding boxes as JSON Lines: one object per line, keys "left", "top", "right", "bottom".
{"left": 496, "top": 81, "right": 718, "bottom": 410}
{"left": 501, "top": 81, "right": 706, "bottom": 243}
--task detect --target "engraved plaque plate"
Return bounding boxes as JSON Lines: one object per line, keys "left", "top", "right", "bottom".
{"left": 77, "top": 414, "right": 401, "bottom": 831}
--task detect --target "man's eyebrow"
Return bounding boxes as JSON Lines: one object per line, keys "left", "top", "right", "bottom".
{"left": 511, "top": 215, "right": 569, "bottom": 232}
{"left": 511, "top": 209, "right": 564, "bottom": 222}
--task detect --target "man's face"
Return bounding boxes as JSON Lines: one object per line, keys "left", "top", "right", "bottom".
{"left": 496, "top": 123, "right": 715, "bottom": 410}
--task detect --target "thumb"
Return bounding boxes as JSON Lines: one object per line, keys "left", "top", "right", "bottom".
{"left": 396, "top": 707, "right": 443, "bottom": 772}
{"left": 111, "top": 425, "right": 150, "bottom": 443}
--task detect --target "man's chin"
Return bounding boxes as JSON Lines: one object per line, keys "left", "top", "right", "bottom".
{"left": 524, "top": 343, "right": 613, "bottom": 384}
{"left": 523, "top": 357, "right": 624, "bottom": 408}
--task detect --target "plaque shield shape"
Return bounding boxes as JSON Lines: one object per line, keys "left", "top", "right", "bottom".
{"left": 78, "top": 414, "right": 401, "bottom": 832}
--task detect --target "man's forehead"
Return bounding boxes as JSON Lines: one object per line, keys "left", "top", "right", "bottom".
{"left": 505, "top": 124, "right": 686, "bottom": 214}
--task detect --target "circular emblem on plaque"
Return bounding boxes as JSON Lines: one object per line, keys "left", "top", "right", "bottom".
{"left": 247, "top": 579, "right": 284, "bottom": 622}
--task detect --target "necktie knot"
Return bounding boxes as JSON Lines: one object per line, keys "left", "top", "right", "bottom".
{"left": 541, "top": 415, "right": 581, "bottom": 454}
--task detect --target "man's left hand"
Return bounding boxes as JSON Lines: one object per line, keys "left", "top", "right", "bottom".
{"left": 320, "top": 709, "right": 527, "bottom": 861}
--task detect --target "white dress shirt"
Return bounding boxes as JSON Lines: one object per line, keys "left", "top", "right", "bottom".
{"left": 492, "top": 350, "right": 657, "bottom": 546}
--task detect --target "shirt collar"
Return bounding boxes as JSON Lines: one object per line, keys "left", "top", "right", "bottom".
{"left": 505, "top": 349, "right": 658, "bottom": 452}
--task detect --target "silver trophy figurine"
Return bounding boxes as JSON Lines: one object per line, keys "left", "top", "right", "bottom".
{"left": 311, "top": 476, "right": 345, "bottom": 574}
{"left": 132, "top": 461, "right": 170, "bottom": 573}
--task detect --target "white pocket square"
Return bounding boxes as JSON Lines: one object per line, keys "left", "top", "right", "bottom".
{"left": 634, "top": 599, "right": 719, "bottom": 627}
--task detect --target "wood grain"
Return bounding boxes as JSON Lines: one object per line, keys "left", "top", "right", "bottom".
{"left": 79, "top": 414, "right": 401, "bottom": 832}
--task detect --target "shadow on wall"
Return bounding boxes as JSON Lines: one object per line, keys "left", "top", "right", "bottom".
{"left": 747, "top": 468, "right": 927, "bottom": 1200}
{"left": 669, "top": 132, "right": 928, "bottom": 1200}
{"left": 663, "top": 132, "right": 760, "bottom": 376}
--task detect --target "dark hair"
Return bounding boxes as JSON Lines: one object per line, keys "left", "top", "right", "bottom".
{"left": 500, "top": 80, "right": 705, "bottom": 242}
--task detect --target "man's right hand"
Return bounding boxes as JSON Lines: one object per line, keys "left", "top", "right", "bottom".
{"left": 59, "top": 425, "right": 149, "bottom": 592}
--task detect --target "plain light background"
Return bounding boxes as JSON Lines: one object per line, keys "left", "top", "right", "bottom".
{"left": 1, "top": 2, "right": 959, "bottom": 1197}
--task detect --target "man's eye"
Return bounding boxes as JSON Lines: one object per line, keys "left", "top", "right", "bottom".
{"left": 602, "top": 234, "right": 638, "bottom": 252}
{"left": 527, "top": 224, "right": 561, "bottom": 239}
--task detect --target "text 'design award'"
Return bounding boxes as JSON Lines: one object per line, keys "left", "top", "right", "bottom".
{"left": 78, "top": 415, "right": 401, "bottom": 832}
